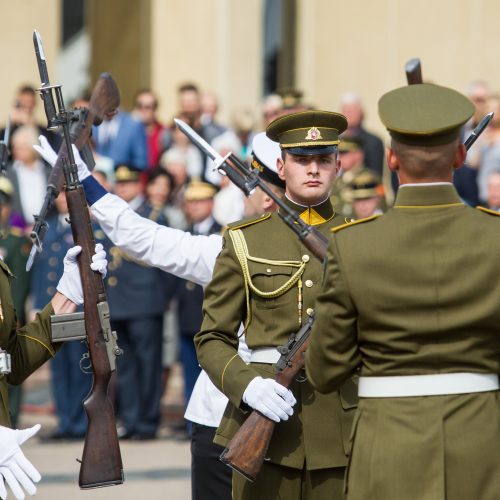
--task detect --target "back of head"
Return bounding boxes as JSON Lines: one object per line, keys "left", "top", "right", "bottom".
{"left": 378, "top": 83, "right": 474, "bottom": 181}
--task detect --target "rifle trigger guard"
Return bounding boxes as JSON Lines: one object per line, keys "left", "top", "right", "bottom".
{"left": 79, "top": 351, "right": 92, "bottom": 374}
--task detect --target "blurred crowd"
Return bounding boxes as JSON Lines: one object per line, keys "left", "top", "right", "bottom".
{"left": 0, "top": 76, "right": 499, "bottom": 441}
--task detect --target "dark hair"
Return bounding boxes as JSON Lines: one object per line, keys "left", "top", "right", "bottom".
{"left": 146, "top": 168, "right": 176, "bottom": 201}
{"left": 178, "top": 82, "right": 199, "bottom": 94}
{"left": 17, "top": 85, "right": 36, "bottom": 96}
{"left": 133, "top": 88, "right": 159, "bottom": 109}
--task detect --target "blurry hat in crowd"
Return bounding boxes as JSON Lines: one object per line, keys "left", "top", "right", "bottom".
{"left": 250, "top": 132, "right": 285, "bottom": 189}
{"left": 379, "top": 83, "right": 474, "bottom": 146}
{"left": 339, "top": 136, "right": 364, "bottom": 153}
{"left": 114, "top": 164, "right": 142, "bottom": 183}
{"left": 267, "top": 110, "right": 348, "bottom": 156}
{"left": 0, "top": 177, "right": 13, "bottom": 204}
{"left": 277, "top": 87, "right": 304, "bottom": 109}
{"left": 351, "top": 170, "right": 383, "bottom": 200}
{"left": 184, "top": 180, "right": 218, "bottom": 201}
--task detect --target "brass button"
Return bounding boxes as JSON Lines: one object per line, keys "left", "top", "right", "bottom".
{"left": 302, "top": 254, "right": 310, "bottom": 263}
{"left": 47, "top": 286, "right": 56, "bottom": 295}
{"left": 49, "top": 257, "right": 58, "bottom": 267}
{"left": 306, "top": 308, "right": 314, "bottom": 316}
{"left": 51, "top": 242, "right": 61, "bottom": 252}
{"left": 305, "top": 280, "right": 313, "bottom": 288}
{"left": 48, "top": 271, "right": 57, "bottom": 281}
{"left": 108, "top": 276, "right": 118, "bottom": 287}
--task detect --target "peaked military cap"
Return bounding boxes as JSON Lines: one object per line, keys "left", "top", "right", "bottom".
{"left": 184, "top": 180, "right": 218, "bottom": 201}
{"left": 276, "top": 87, "right": 304, "bottom": 109}
{"left": 266, "top": 110, "right": 348, "bottom": 155}
{"left": 339, "top": 136, "right": 364, "bottom": 153}
{"left": 351, "top": 170, "right": 382, "bottom": 199}
{"left": 251, "top": 132, "right": 285, "bottom": 189}
{"left": 378, "top": 83, "right": 474, "bottom": 146}
{"left": 114, "top": 164, "right": 141, "bottom": 182}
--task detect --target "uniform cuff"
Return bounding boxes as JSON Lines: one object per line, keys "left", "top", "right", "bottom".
{"left": 82, "top": 176, "right": 108, "bottom": 205}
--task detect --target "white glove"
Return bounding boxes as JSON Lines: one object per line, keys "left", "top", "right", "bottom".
{"left": 56, "top": 244, "right": 108, "bottom": 305}
{"left": 33, "top": 135, "right": 91, "bottom": 181}
{"left": 0, "top": 424, "right": 42, "bottom": 500}
{"left": 242, "top": 376, "right": 296, "bottom": 423}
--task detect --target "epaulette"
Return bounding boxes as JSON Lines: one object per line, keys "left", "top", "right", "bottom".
{"left": 331, "top": 214, "right": 381, "bottom": 233}
{"left": 227, "top": 213, "right": 271, "bottom": 231}
{"left": 476, "top": 206, "right": 500, "bottom": 217}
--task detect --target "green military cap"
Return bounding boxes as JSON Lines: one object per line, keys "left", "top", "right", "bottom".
{"left": 184, "top": 180, "right": 218, "bottom": 201}
{"left": 378, "top": 83, "right": 474, "bottom": 146}
{"left": 114, "top": 164, "right": 141, "bottom": 182}
{"left": 266, "top": 110, "right": 348, "bottom": 155}
{"left": 351, "top": 170, "right": 382, "bottom": 199}
{"left": 276, "top": 87, "right": 303, "bottom": 109}
{"left": 339, "top": 136, "right": 363, "bottom": 153}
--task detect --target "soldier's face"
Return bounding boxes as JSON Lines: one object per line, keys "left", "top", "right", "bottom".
{"left": 278, "top": 152, "right": 339, "bottom": 206}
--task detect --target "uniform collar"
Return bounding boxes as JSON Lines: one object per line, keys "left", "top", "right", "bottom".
{"left": 394, "top": 183, "right": 463, "bottom": 207}
{"left": 280, "top": 195, "right": 335, "bottom": 226}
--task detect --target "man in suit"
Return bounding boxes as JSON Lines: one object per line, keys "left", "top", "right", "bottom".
{"left": 306, "top": 83, "right": 500, "bottom": 500}
{"left": 105, "top": 165, "right": 170, "bottom": 439}
{"left": 92, "top": 110, "right": 148, "bottom": 170}
{"left": 195, "top": 111, "right": 358, "bottom": 500}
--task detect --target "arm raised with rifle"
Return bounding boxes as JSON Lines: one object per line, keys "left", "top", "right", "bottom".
{"left": 32, "top": 30, "right": 123, "bottom": 489}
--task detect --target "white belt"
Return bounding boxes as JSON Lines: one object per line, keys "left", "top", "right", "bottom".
{"left": 249, "top": 347, "right": 281, "bottom": 364}
{"left": 358, "top": 373, "right": 499, "bottom": 398}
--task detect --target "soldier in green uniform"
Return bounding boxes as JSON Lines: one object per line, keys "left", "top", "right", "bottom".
{"left": 350, "top": 170, "right": 385, "bottom": 220}
{"left": 195, "top": 110, "right": 358, "bottom": 500}
{"left": 330, "top": 137, "right": 377, "bottom": 217}
{"left": 0, "top": 214, "right": 108, "bottom": 499}
{"left": 306, "top": 83, "right": 500, "bottom": 500}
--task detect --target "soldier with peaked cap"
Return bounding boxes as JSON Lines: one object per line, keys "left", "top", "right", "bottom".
{"left": 195, "top": 110, "right": 358, "bottom": 500}
{"left": 34, "top": 130, "right": 286, "bottom": 500}
{"left": 306, "top": 83, "right": 500, "bottom": 500}
{"left": 350, "top": 170, "right": 385, "bottom": 219}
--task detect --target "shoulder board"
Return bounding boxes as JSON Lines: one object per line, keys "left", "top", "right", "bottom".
{"left": 476, "top": 206, "right": 500, "bottom": 217}
{"left": 227, "top": 213, "right": 271, "bottom": 231}
{"left": 331, "top": 214, "right": 381, "bottom": 233}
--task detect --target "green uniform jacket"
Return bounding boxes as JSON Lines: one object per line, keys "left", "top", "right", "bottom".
{"left": 306, "top": 184, "right": 500, "bottom": 499}
{"left": 195, "top": 198, "right": 358, "bottom": 470}
{"left": 0, "top": 259, "right": 56, "bottom": 427}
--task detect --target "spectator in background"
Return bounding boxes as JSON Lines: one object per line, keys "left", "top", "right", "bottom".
{"left": 0, "top": 84, "right": 60, "bottom": 154}
{"left": 486, "top": 171, "right": 500, "bottom": 211}
{"left": 7, "top": 125, "right": 50, "bottom": 228}
{"left": 231, "top": 108, "right": 256, "bottom": 159}
{"left": 340, "top": 91, "right": 385, "bottom": 177}
{"left": 160, "top": 147, "right": 191, "bottom": 212}
{"left": 92, "top": 107, "right": 148, "bottom": 171}
{"left": 0, "top": 177, "right": 31, "bottom": 428}
{"left": 105, "top": 165, "right": 170, "bottom": 440}
{"left": 30, "top": 193, "right": 91, "bottom": 440}
{"left": 276, "top": 87, "right": 310, "bottom": 114}
{"left": 475, "top": 95, "right": 500, "bottom": 203}
{"left": 262, "top": 93, "right": 283, "bottom": 127}
{"left": 200, "top": 92, "right": 226, "bottom": 136}
{"left": 133, "top": 89, "right": 165, "bottom": 168}
{"left": 351, "top": 170, "right": 385, "bottom": 219}
{"left": 175, "top": 181, "right": 221, "bottom": 434}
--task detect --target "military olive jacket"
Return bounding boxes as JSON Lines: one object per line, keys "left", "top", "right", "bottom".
{"left": 195, "top": 198, "right": 357, "bottom": 470}
{"left": 306, "top": 184, "right": 500, "bottom": 499}
{"left": 0, "top": 259, "right": 56, "bottom": 427}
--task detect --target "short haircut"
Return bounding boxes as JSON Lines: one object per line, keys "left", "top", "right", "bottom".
{"left": 178, "top": 82, "right": 199, "bottom": 94}
{"left": 391, "top": 139, "right": 459, "bottom": 180}
{"left": 18, "top": 85, "right": 36, "bottom": 96}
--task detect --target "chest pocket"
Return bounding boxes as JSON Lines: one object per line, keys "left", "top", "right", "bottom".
{"left": 249, "top": 262, "right": 295, "bottom": 310}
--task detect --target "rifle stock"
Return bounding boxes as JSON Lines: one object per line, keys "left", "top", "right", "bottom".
{"left": 220, "top": 317, "right": 314, "bottom": 481}
{"left": 65, "top": 185, "right": 123, "bottom": 488}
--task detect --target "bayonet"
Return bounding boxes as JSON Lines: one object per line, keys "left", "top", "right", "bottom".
{"left": 0, "top": 116, "right": 10, "bottom": 173}
{"left": 464, "top": 112, "right": 493, "bottom": 151}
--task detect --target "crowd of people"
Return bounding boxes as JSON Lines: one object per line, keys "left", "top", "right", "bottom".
{"left": 0, "top": 75, "right": 499, "bottom": 500}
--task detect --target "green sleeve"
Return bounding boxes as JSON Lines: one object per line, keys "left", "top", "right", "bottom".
{"left": 305, "top": 234, "right": 360, "bottom": 393}
{"left": 7, "top": 302, "right": 60, "bottom": 385}
{"left": 195, "top": 234, "right": 260, "bottom": 409}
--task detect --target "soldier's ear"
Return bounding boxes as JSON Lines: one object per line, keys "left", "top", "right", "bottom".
{"left": 452, "top": 143, "right": 467, "bottom": 169}
{"left": 277, "top": 158, "right": 286, "bottom": 180}
{"left": 386, "top": 147, "right": 399, "bottom": 172}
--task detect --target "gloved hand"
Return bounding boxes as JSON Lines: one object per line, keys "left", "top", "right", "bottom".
{"left": 33, "top": 135, "right": 91, "bottom": 181}
{"left": 56, "top": 244, "right": 108, "bottom": 305}
{"left": 0, "top": 424, "right": 42, "bottom": 500}
{"left": 242, "top": 376, "right": 296, "bottom": 423}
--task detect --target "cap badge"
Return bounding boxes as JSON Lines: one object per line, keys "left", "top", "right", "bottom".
{"left": 305, "top": 127, "right": 322, "bottom": 141}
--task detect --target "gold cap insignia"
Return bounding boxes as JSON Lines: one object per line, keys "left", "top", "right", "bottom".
{"left": 305, "top": 126, "right": 322, "bottom": 141}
